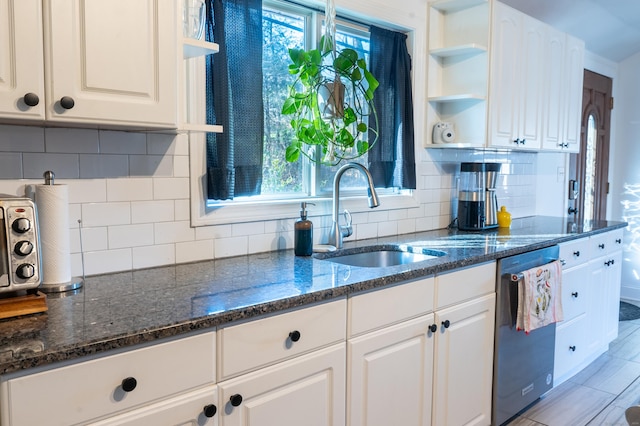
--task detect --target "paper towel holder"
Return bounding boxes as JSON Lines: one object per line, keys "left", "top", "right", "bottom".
{"left": 37, "top": 171, "right": 84, "bottom": 294}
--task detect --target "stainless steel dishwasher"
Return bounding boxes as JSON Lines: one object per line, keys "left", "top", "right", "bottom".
{"left": 492, "top": 244, "right": 559, "bottom": 426}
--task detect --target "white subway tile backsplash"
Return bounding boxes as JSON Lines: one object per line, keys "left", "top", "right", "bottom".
{"left": 154, "top": 220, "right": 195, "bottom": 244}
{"left": 153, "top": 177, "right": 189, "bottom": 200}
{"left": 99, "top": 131, "right": 146, "bottom": 154}
{"left": 132, "top": 244, "right": 175, "bottom": 269}
{"left": 131, "top": 200, "right": 174, "bottom": 223}
{"left": 23, "top": 153, "right": 80, "bottom": 179}
{"left": 107, "top": 178, "right": 153, "bottom": 202}
{"left": 147, "top": 133, "right": 187, "bottom": 155}
{"left": 174, "top": 199, "right": 190, "bottom": 221}
{"left": 195, "top": 223, "right": 231, "bottom": 240}
{"left": 71, "top": 226, "right": 108, "bottom": 252}
{"left": 45, "top": 128, "right": 99, "bottom": 153}
{"left": 82, "top": 202, "right": 131, "bottom": 227}
{"left": 232, "top": 221, "right": 265, "bottom": 237}
{"left": 109, "top": 223, "right": 154, "bottom": 248}
{"left": 66, "top": 179, "right": 107, "bottom": 203}
{"left": 0, "top": 121, "right": 545, "bottom": 276}
{"left": 129, "top": 154, "right": 173, "bottom": 177}
{"left": 214, "top": 236, "right": 248, "bottom": 258}
{"left": 84, "top": 248, "right": 133, "bottom": 275}
{"left": 0, "top": 125, "right": 45, "bottom": 152}
{"left": 80, "top": 154, "right": 129, "bottom": 178}
{"left": 173, "top": 155, "right": 189, "bottom": 177}
{"left": 0, "top": 153, "right": 22, "bottom": 178}
{"left": 176, "top": 239, "right": 214, "bottom": 263}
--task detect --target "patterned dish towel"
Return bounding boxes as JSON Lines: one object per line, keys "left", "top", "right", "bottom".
{"left": 516, "top": 260, "right": 564, "bottom": 333}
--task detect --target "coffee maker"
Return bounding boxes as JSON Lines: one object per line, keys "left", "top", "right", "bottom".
{"left": 457, "top": 162, "right": 501, "bottom": 231}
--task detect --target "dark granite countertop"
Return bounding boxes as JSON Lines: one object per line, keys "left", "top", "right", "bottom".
{"left": 0, "top": 216, "right": 627, "bottom": 376}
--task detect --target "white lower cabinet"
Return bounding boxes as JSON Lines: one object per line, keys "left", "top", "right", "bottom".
{"left": 348, "top": 315, "right": 435, "bottom": 426}
{"left": 217, "top": 344, "right": 346, "bottom": 426}
{"left": 432, "top": 294, "right": 495, "bottom": 426}
{"left": 0, "top": 332, "right": 217, "bottom": 426}
{"left": 347, "top": 263, "right": 496, "bottom": 426}
{"left": 554, "top": 229, "right": 624, "bottom": 385}
{"left": 89, "top": 385, "right": 219, "bottom": 426}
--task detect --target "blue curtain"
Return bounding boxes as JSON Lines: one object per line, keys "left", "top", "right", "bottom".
{"left": 205, "top": 0, "right": 264, "bottom": 200}
{"left": 368, "top": 26, "right": 416, "bottom": 189}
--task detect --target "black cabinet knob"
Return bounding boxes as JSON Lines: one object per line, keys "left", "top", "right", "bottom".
{"left": 289, "top": 330, "right": 301, "bottom": 342}
{"left": 599, "top": 243, "right": 605, "bottom": 249}
{"left": 60, "top": 96, "right": 75, "bottom": 110}
{"left": 442, "top": 320, "right": 451, "bottom": 329}
{"left": 569, "top": 346, "right": 576, "bottom": 352}
{"left": 429, "top": 324, "right": 437, "bottom": 333}
{"left": 616, "top": 238, "right": 622, "bottom": 244}
{"left": 521, "top": 139, "right": 526, "bottom": 145}
{"left": 23, "top": 92, "right": 39, "bottom": 107}
{"left": 513, "top": 138, "right": 520, "bottom": 145}
{"left": 571, "top": 292, "right": 579, "bottom": 298}
{"left": 121, "top": 377, "right": 137, "bottom": 392}
{"left": 230, "top": 394, "right": 243, "bottom": 407}
{"left": 203, "top": 404, "right": 217, "bottom": 417}
{"left": 573, "top": 251, "right": 580, "bottom": 257}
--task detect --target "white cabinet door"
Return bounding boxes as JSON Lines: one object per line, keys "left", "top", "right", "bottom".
{"left": 603, "top": 250, "right": 622, "bottom": 343}
{"left": 488, "top": 3, "right": 520, "bottom": 149}
{"left": 563, "top": 34, "right": 585, "bottom": 152}
{"left": 217, "top": 344, "right": 346, "bottom": 426}
{"left": 587, "top": 254, "right": 607, "bottom": 354}
{"left": 43, "top": 0, "right": 178, "bottom": 128}
{"left": 0, "top": 0, "right": 45, "bottom": 121}
{"left": 541, "top": 26, "right": 566, "bottom": 151}
{"left": 489, "top": 3, "right": 544, "bottom": 150}
{"left": 347, "top": 315, "right": 434, "bottom": 426}
{"left": 432, "top": 294, "right": 495, "bottom": 426}
{"left": 90, "top": 385, "right": 219, "bottom": 426}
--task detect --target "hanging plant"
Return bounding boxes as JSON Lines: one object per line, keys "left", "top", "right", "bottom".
{"left": 281, "top": 34, "right": 379, "bottom": 165}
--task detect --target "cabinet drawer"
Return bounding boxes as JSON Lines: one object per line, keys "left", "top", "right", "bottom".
{"left": 607, "top": 229, "right": 624, "bottom": 250}
{"left": 218, "top": 299, "right": 346, "bottom": 379}
{"left": 560, "top": 262, "right": 588, "bottom": 322}
{"left": 559, "top": 238, "right": 588, "bottom": 269}
{"left": 2, "top": 332, "right": 216, "bottom": 426}
{"left": 435, "top": 261, "right": 496, "bottom": 309}
{"left": 348, "top": 277, "right": 434, "bottom": 337}
{"left": 590, "top": 233, "right": 610, "bottom": 256}
{"left": 90, "top": 385, "right": 218, "bottom": 426}
{"left": 555, "top": 314, "right": 587, "bottom": 382}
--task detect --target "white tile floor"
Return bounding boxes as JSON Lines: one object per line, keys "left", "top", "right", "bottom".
{"left": 509, "top": 315, "right": 640, "bottom": 426}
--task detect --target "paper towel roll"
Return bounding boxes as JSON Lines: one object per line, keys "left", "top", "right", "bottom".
{"left": 36, "top": 184, "right": 71, "bottom": 285}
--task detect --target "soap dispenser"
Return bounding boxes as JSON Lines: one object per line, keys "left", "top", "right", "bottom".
{"left": 497, "top": 205, "right": 512, "bottom": 229}
{"left": 295, "top": 202, "right": 315, "bottom": 256}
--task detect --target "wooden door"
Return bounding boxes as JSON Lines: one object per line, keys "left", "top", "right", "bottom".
{"left": 569, "top": 70, "right": 613, "bottom": 223}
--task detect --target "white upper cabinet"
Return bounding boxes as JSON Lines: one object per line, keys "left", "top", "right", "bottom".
{"left": 488, "top": 2, "right": 544, "bottom": 150}
{"left": 541, "top": 29, "right": 585, "bottom": 152}
{"left": 0, "top": 0, "right": 46, "bottom": 121}
{"left": 43, "top": 0, "right": 178, "bottom": 128}
{"left": 562, "top": 34, "right": 585, "bottom": 152}
{"left": 426, "top": 0, "right": 585, "bottom": 152}
{"left": 0, "top": 0, "right": 179, "bottom": 129}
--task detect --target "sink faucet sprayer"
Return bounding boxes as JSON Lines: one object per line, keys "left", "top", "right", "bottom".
{"left": 328, "top": 162, "right": 380, "bottom": 249}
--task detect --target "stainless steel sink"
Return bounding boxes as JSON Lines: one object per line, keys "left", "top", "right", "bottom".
{"left": 317, "top": 245, "right": 446, "bottom": 268}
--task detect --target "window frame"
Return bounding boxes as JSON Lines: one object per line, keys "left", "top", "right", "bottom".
{"left": 188, "top": 0, "right": 423, "bottom": 227}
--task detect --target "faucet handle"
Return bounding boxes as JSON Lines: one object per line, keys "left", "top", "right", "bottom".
{"left": 341, "top": 210, "right": 353, "bottom": 238}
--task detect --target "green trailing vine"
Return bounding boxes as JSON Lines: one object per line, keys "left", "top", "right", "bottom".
{"left": 281, "top": 36, "right": 379, "bottom": 165}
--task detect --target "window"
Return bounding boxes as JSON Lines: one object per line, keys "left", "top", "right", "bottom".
{"left": 191, "top": 0, "right": 419, "bottom": 226}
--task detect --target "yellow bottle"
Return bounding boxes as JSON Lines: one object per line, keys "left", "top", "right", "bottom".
{"left": 497, "top": 206, "right": 512, "bottom": 229}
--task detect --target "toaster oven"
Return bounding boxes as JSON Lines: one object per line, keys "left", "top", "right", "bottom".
{"left": 0, "top": 198, "right": 41, "bottom": 293}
